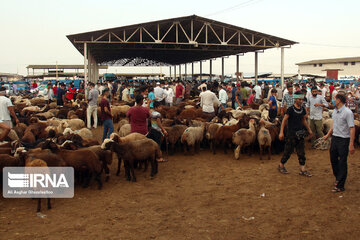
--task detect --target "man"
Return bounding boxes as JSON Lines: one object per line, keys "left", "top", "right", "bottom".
{"left": 253, "top": 82, "right": 262, "bottom": 103}
{"left": 122, "top": 84, "right": 130, "bottom": 102}
{"left": 281, "top": 83, "right": 294, "bottom": 116}
{"left": 329, "top": 82, "right": 335, "bottom": 99}
{"left": 275, "top": 84, "right": 283, "bottom": 101}
{"left": 198, "top": 80, "right": 207, "bottom": 92}
{"left": 154, "top": 82, "right": 167, "bottom": 105}
{"left": 56, "top": 83, "right": 66, "bottom": 106}
{"left": 320, "top": 83, "right": 327, "bottom": 98}
{"left": 12, "top": 82, "right": 17, "bottom": 95}
{"left": 66, "top": 83, "right": 76, "bottom": 102}
{"left": 240, "top": 82, "right": 249, "bottom": 106}
{"left": 175, "top": 80, "right": 185, "bottom": 104}
{"left": 0, "top": 87, "right": 19, "bottom": 141}
{"left": 306, "top": 86, "right": 328, "bottom": 146}
{"left": 231, "top": 83, "right": 237, "bottom": 109}
{"left": 100, "top": 89, "right": 114, "bottom": 141}
{"left": 127, "top": 94, "right": 150, "bottom": 135}
{"left": 164, "top": 84, "right": 174, "bottom": 106}
{"left": 218, "top": 83, "right": 228, "bottom": 108}
{"left": 200, "top": 87, "right": 224, "bottom": 121}
{"left": 278, "top": 90, "right": 313, "bottom": 176}
{"left": 324, "top": 94, "right": 355, "bottom": 193}
{"left": 234, "top": 84, "right": 243, "bottom": 109}
{"left": 87, "top": 83, "right": 99, "bottom": 129}
{"left": 43, "top": 84, "right": 53, "bottom": 104}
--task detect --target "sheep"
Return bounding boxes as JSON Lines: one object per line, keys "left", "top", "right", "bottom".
{"left": 323, "top": 119, "right": 333, "bottom": 135}
{"left": 261, "top": 110, "right": 269, "bottom": 121}
{"left": 64, "top": 119, "right": 85, "bottom": 131}
{"left": 85, "top": 145, "right": 113, "bottom": 182}
{"left": 101, "top": 138, "right": 161, "bottom": 182}
{"left": 232, "top": 119, "right": 257, "bottom": 160}
{"left": 115, "top": 119, "right": 129, "bottom": 133}
{"left": 213, "top": 115, "right": 250, "bottom": 154}
{"left": 41, "top": 140, "right": 102, "bottom": 189}
{"left": 257, "top": 120, "right": 272, "bottom": 160}
{"left": 119, "top": 123, "right": 131, "bottom": 137}
{"left": 181, "top": 123, "right": 205, "bottom": 155}
{"left": 63, "top": 127, "right": 93, "bottom": 139}
{"left": 111, "top": 105, "right": 130, "bottom": 122}
{"left": 35, "top": 111, "right": 55, "bottom": 120}
{"left": 259, "top": 104, "right": 269, "bottom": 113}
{"left": 205, "top": 123, "right": 222, "bottom": 153}
{"left": 164, "top": 124, "right": 188, "bottom": 155}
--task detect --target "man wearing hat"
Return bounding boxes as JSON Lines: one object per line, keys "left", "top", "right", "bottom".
{"left": 154, "top": 82, "right": 167, "bottom": 105}
{"left": 278, "top": 90, "right": 313, "bottom": 176}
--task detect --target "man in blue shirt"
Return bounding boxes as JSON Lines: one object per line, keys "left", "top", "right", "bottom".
{"left": 231, "top": 83, "right": 237, "bottom": 109}
{"left": 324, "top": 93, "right": 355, "bottom": 193}
{"left": 56, "top": 83, "right": 66, "bottom": 106}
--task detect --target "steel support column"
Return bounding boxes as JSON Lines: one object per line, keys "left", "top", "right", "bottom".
{"left": 84, "top": 42, "right": 88, "bottom": 86}
{"left": 221, "top": 57, "right": 225, "bottom": 81}
{"left": 179, "top": 64, "right": 182, "bottom": 80}
{"left": 255, "top": 52, "right": 258, "bottom": 85}
{"left": 236, "top": 55, "right": 239, "bottom": 82}
{"left": 281, "top": 47, "right": 284, "bottom": 90}
{"left": 209, "top": 59, "right": 212, "bottom": 81}
{"left": 169, "top": 66, "right": 172, "bottom": 79}
{"left": 191, "top": 63, "right": 194, "bottom": 80}
{"left": 200, "top": 61, "right": 202, "bottom": 81}
{"left": 184, "top": 64, "right": 187, "bottom": 81}
{"left": 174, "top": 65, "right": 177, "bottom": 80}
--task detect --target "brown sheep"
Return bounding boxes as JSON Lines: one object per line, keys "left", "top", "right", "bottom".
{"left": 258, "top": 120, "right": 272, "bottom": 160}
{"left": 232, "top": 119, "right": 257, "bottom": 160}
{"left": 164, "top": 124, "right": 188, "bottom": 155}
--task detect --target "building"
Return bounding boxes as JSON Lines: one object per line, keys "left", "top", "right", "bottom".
{"left": 0, "top": 72, "right": 23, "bottom": 81}
{"left": 296, "top": 57, "right": 360, "bottom": 80}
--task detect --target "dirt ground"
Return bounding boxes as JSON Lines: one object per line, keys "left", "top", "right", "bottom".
{"left": 1, "top": 125, "right": 360, "bottom": 240}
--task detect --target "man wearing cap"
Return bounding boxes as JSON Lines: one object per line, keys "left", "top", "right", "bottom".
{"left": 278, "top": 90, "right": 313, "bottom": 176}
{"left": 164, "top": 84, "right": 174, "bottom": 106}
{"left": 175, "top": 81, "right": 185, "bottom": 104}
{"left": 324, "top": 94, "right": 355, "bottom": 193}
{"left": 154, "top": 82, "right": 167, "bottom": 105}
{"left": 254, "top": 82, "right": 262, "bottom": 103}
{"left": 306, "top": 86, "right": 328, "bottom": 146}
{"left": 218, "top": 83, "right": 228, "bottom": 108}
{"left": 0, "top": 87, "right": 19, "bottom": 141}
{"left": 281, "top": 83, "right": 294, "bottom": 116}
{"left": 87, "top": 82, "right": 99, "bottom": 129}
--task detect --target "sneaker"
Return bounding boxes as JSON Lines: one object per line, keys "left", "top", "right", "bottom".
{"left": 278, "top": 165, "right": 289, "bottom": 174}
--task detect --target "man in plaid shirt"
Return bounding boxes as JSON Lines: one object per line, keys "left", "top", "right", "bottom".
{"left": 281, "top": 83, "right": 294, "bottom": 116}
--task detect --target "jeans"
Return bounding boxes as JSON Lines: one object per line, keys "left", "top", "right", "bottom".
{"left": 102, "top": 119, "right": 114, "bottom": 142}
{"left": 330, "top": 136, "right": 350, "bottom": 189}
{"left": 87, "top": 105, "right": 98, "bottom": 128}
{"left": 281, "top": 134, "right": 306, "bottom": 166}
{"left": 269, "top": 109, "right": 277, "bottom": 122}
{"left": 309, "top": 119, "right": 324, "bottom": 144}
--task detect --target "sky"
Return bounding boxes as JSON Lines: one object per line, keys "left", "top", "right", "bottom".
{"left": 1, "top": 0, "right": 360, "bottom": 77}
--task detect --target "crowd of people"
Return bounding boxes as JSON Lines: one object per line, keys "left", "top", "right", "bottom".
{"left": 0, "top": 77, "right": 358, "bottom": 192}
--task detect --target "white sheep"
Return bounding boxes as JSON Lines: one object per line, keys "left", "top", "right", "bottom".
{"left": 232, "top": 119, "right": 256, "bottom": 160}
{"left": 181, "top": 123, "right": 205, "bottom": 154}
{"left": 119, "top": 124, "right": 131, "bottom": 137}
{"left": 63, "top": 127, "right": 93, "bottom": 139}
{"left": 257, "top": 120, "right": 272, "bottom": 160}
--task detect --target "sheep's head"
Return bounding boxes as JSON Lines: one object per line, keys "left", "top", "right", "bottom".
{"left": 109, "top": 133, "right": 120, "bottom": 143}
{"left": 41, "top": 139, "right": 59, "bottom": 152}
{"left": 61, "top": 140, "right": 77, "bottom": 150}
{"left": 101, "top": 138, "right": 114, "bottom": 150}
{"left": 63, "top": 128, "right": 73, "bottom": 136}
{"left": 14, "top": 147, "right": 26, "bottom": 158}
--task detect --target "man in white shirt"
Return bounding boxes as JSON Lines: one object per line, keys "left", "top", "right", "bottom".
{"left": 200, "top": 87, "right": 224, "bottom": 121}
{"left": 198, "top": 80, "right": 207, "bottom": 92}
{"left": 164, "top": 84, "right": 174, "bottom": 106}
{"left": 122, "top": 85, "right": 130, "bottom": 102}
{"left": 0, "top": 87, "right": 19, "bottom": 141}
{"left": 218, "top": 84, "right": 228, "bottom": 108}
{"left": 154, "top": 82, "right": 167, "bottom": 105}
{"left": 320, "top": 83, "right": 327, "bottom": 98}
{"left": 43, "top": 84, "right": 54, "bottom": 104}
{"left": 253, "top": 82, "right": 262, "bottom": 103}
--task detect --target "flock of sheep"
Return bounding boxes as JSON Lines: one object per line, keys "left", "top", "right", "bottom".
{"left": 1, "top": 92, "right": 359, "bottom": 213}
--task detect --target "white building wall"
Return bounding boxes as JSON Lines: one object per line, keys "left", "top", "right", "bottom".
{"left": 298, "top": 62, "right": 360, "bottom": 77}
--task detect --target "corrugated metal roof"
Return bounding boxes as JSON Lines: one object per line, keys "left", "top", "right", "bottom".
{"left": 26, "top": 65, "right": 108, "bottom": 69}
{"left": 296, "top": 57, "right": 360, "bottom": 65}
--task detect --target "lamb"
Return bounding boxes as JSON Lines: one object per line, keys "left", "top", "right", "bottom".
{"left": 41, "top": 140, "right": 102, "bottom": 189}
{"left": 119, "top": 124, "right": 131, "bottom": 137}
{"left": 110, "top": 132, "right": 146, "bottom": 144}
{"left": 115, "top": 119, "right": 129, "bottom": 132}
{"left": 64, "top": 119, "right": 85, "bottom": 131}
{"left": 111, "top": 105, "right": 130, "bottom": 122}
{"left": 181, "top": 123, "right": 205, "bottom": 155}
{"left": 101, "top": 138, "right": 161, "bottom": 182}
{"left": 232, "top": 119, "right": 257, "bottom": 160}
{"left": 164, "top": 124, "right": 188, "bottom": 155}
{"left": 257, "top": 120, "right": 272, "bottom": 160}
{"left": 63, "top": 127, "right": 93, "bottom": 139}
{"left": 85, "top": 145, "right": 113, "bottom": 181}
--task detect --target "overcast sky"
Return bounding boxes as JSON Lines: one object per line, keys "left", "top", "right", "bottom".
{"left": 1, "top": 0, "right": 359, "bottom": 76}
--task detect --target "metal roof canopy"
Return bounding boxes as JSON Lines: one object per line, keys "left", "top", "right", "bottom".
{"left": 67, "top": 15, "right": 297, "bottom": 66}
{"left": 27, "top": 65, "right": 108, "bottom": 69}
